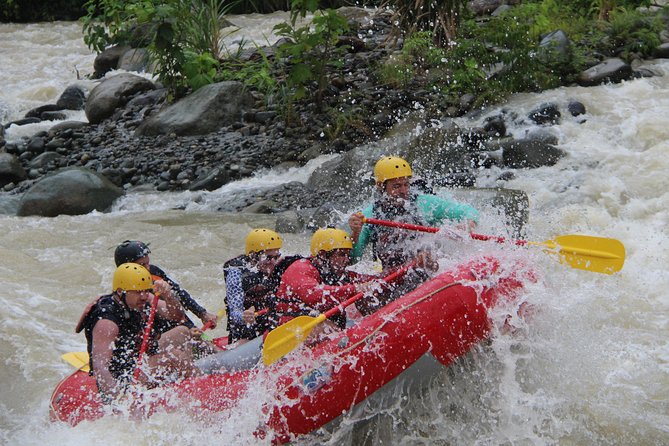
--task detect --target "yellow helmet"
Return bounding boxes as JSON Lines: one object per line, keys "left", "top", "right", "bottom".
{"left": 374, "top": 156, "right": 412, "bottom": 183}
{"left": 112, "top": 263, "right": 153, "bottom": 292}
{"left": 245, "top": 228, "right": 283, "bottom": 255}
{"left": 310, "top": 228, "right": 353, "bottom": 256}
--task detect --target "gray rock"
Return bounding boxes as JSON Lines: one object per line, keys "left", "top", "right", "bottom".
{"left": 567, "top": 101, "right": 586, "bottom": 117}
{"left": 135, "top": 81, "right": 253, "bottom": 136}
{"left": 47, "top": 121, "right": 89, "bottom": 136}
{"left": 26, "top": 137, "right": 46, "bottom": 154}
{"left": 93, "top": 45, "right": 131, "bottom": 77}
{"left": 0, "top": 152, "right": 27, "bottom": 187}
{"left": 499, "top": 139, "right": 567, "bottom": 168}
{"left": 17, "top": 167, "right": 124, "bottom": 217}
{"left": 85, "top": 73, "right": 156, "bottom": 124}
{"left": 29, "top": 152, "right": 63, "bottom": 169}
{"left": 242, "top": 200, "right": 278, "bottom": 214}
{"left": 40, "top": 111, "right": 68, "bottom": 121}
{"left": 56, "top": 85, "right": 87, "bottom": 110}
{"left": 577, "top": 58, "right": 633, "bottom": 86}
{"left": 468, "top": 0, "right": 504, "bottom": 15}
{"left": 654, "top": 42, "right": 669, "bottom": 58}
{"left": 189, "top": 166, "right": 231, "bottom": 191}
{"left": 275, "top": 210, "right": 306, "bottom": 233}
{"left": 539, "top": 30, "right": 571, "bottom": 64}
{"left": 25, "top": 104, "right": 62, "bottom": 119}
{"left": 528, "top": 102, "right": 561, "bottom": 125}
{"left": 118, "top": 48, "right": 152, "bottom": 73}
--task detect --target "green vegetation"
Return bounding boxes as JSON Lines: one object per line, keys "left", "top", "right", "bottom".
{"left": 374, "top": 0, "right": 666, "bottom": 108}
{"left": 74, "top": 0, "right": 667, "bottom": 124}
{"left": 273, "top": 1, "right": 349, "bottom": 113}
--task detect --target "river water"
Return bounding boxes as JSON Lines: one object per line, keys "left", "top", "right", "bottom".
{"left": 1, "top": 17, "right": 668, "bottom": 446}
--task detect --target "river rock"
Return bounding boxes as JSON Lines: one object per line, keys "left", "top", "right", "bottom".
{"left": 654, "top": 42, "right": 669, "bottom": 58}
{"left": 17, "top": 167, "right": 124, "bottom": 217}
{"left": 118, "top": 48, "right": 152, "bottom": 73}
{"left": 135, "top": 81, "right": 254, "bottom": 136}
{"left": 0, "top": 153, "right": 27, "bottom": 187}
{"left": 275, "top": 210, "right": 306, "bottom": 233}
{"left": 577, "top": 58, "right": 633, "bottom": 86}
{"left": 189, "top": 166, "right": 231, "bottom": 191}
{"left": 497, "top": 138, "right": 566, "bottom": 168}
{"left": 94, "top": 45, "right": 131, "bottom": 78}
{"left": 25, "top": 104, "right": 62, "bottom": 119}
{"left": 528, "top": 102, "right": 561, "bottom": 125}
{"left": 85, "top": 73, "right": 156, "bottom": 124}
{"left": 56, "top": 85, "right": 87, "bottom": 110}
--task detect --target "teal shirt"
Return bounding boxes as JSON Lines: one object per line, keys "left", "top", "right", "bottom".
{"left": 351, "top": 194, "right": 479, "bottom": 261}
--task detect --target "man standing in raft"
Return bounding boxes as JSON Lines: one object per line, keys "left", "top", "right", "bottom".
{"left": 348, "top": 156, "right": 479, "bottom": 271}
{"left": 81, "top": 263, "right": 200, "bottom": 403}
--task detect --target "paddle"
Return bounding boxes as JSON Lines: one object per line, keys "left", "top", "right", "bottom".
{"left": 133, "top": 292, "right": 161, "bottom": 380}
{"left": 362, "top": 217, "right": 625, "bottom": 275}
{"left": 262, "top": 263, "right": 415, "bottom": 366}
{"left": 61, "top": 309, "right": 226, "bottom": 371}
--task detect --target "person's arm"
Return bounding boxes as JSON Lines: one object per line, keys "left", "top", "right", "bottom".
{"left": 151, "top": 265, "right": 214, "bottom": 325}
{"left": 283, "top": 262, "right": 358, "bottom": 313}
{"left": 154, "top": 280, "right": 188, "bottom": 322}
{"left": 418, "top": 194, "right": 479, "bottom": 227}
{"left": 90, "top": 319, "right": 122, "bottom": 400}
{"left": 225, "top": 268, "right": 245, "bottom": 324}
{"left": 350, "top": 206, "right": 374, "bottom": 261}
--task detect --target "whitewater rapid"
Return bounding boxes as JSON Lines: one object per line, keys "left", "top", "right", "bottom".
{"left": 1, "top": 19, "right": 668, "bottom": 446}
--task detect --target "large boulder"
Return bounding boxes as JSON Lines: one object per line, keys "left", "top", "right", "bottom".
{"left": 0, "top": 152, "right": 27, "bottom": 187}
{"left": 17, "top": 167, "right": 124, "bottom": 217}
{"left": 135, "top": 81, "right": 254, "bottom": 136}
{"left": 85, "top": 73, "right": 156, "bottom": 124}
{"left": 577, "top": 58, "right": 633, "bottom": 86}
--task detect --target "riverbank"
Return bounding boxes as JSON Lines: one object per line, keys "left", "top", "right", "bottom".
{"left": 1, "top": 5, "right": 668, "bottom": 217}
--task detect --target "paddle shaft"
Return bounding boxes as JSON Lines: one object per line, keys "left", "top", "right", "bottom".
{"left": 324, "top": 263, "right": 415, "bottom": 319}
{"left": 133, "top": 292, "right": 161, "bottom": 380}
{"left": 362, "top": 217, "right": 526, "bottom": 245}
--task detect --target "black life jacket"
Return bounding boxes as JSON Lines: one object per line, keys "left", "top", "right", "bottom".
{"left": 223, "top": 254, "right": 302, "bottom": 341}
{"left": 369, "top": 191, "right": 428, "bottom": 268}
{"left": 83, "top": 294, "right": 147, "bottom": 382}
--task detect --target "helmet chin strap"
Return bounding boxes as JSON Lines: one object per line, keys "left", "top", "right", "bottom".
{"left": 114, "top": 290, "right": 131, "bottom": 319}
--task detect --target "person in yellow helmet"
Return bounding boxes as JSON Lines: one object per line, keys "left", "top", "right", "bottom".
{"left": 80, "top": 263, "right": 200, "bottom": 403}
{"left": 273, "top": 228, "right": 380, "bottom": 336}
{"left": 223, "top": 228, "right": 300, "bottom": 345}
{"left": 349, "top": 156, "right": 479, "bottom": 270}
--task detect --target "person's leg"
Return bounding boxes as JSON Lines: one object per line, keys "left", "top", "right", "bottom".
{"left": 148, "top": 325, "right": 200, "bottom": 380}
{"left": 195, "top": 336, "right": 263, "bottom": 374}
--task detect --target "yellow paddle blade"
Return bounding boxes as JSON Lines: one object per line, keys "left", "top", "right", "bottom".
{"left": 262, "top": 315, "right": 326, "bottom": 365}
{"left": 61, "top": 351, "right": 90, "bottom": 372}
{"left": 530, "top": 234, "right": 626, "bottom": 274}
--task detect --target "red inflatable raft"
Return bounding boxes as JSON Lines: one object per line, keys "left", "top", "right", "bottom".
{"left": 49, "top": 256, "right": 529, "bottom": 443}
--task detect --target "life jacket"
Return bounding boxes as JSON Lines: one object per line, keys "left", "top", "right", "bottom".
{"left": 274, "top": 258, "right": 351, "bottom": 330}
{"left": 369, "top": 191, "right": 428, "bottom": 269}
{"left": 223, "top": 254, "right": 302, "bottom": 342}
{"left": 82, "top": 294, "right": 153, "bottom": 383}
